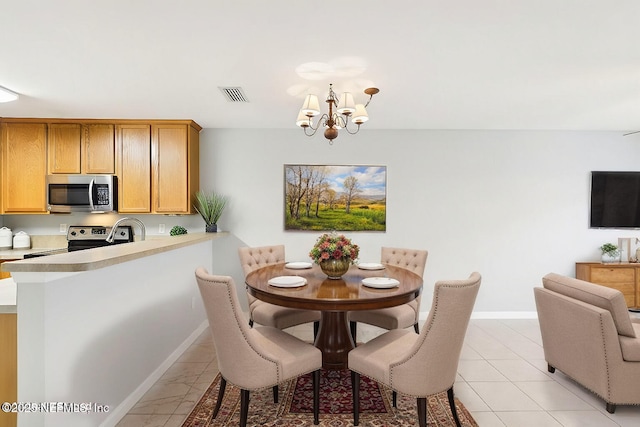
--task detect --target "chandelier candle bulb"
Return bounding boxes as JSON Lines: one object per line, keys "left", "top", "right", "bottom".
{"left": 301, "top": 94, "right": 320, "bottom": 116}
{"left": 296, "top": 110, "right": 311, "bottom": 127}
{"left": 337, "top": 92, "right": 356, "bottom": 115}
{"left": 352, "top": 104, "right": 369, "bottom": 124}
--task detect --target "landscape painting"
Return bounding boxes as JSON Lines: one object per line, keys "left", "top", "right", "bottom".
{"left": 284, "top": 164, "right": 387, "bottom": 231}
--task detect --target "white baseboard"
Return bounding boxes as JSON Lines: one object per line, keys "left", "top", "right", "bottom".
{"left": 419, "top": 311, "right": 538, "bottom": 321}
{"left": 101, "top": 320, "right": 209, "bottom": 427}
{"left": 470, "top": 311, "right": 538, "bottom": 319}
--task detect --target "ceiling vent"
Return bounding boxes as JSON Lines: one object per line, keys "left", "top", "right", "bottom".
{"left": 219, "top": 87, "right": 249, "bottom": 102}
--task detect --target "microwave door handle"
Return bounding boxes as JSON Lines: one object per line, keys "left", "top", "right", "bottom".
{"left": 88, "top": 179, "right": 95, "bottom": 210}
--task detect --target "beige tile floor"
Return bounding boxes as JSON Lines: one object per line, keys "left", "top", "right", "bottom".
{"left": 116, "top": 318, "right": 640, "bottom": 427}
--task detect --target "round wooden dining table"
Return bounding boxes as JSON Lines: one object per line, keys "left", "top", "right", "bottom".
{"left": 245, "top": 263, "right": 423, "bottom": 370}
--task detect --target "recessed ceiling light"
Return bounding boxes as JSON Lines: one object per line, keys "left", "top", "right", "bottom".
{"left": 0, "top": 86, "right": 19, "bottom": 103}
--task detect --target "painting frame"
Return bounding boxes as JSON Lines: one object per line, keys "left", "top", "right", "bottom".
{"left": 284, "top": 164, "right": 387, "bottom": 232}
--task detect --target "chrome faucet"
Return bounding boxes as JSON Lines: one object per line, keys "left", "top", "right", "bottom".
{"left": 106, "top": 217, "right": 146, "bottom": 243}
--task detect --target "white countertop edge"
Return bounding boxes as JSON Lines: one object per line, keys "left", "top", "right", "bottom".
{"left": 2, "top": 232, "right": 225, "bottom": 273}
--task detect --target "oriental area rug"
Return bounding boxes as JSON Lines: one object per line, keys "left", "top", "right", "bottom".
{"left": 182, "top": 369, "right": 478, "bottom": 426}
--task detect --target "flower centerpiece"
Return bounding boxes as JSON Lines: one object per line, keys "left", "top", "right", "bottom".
{"left": 309, "top": 233, "right": 359, "bottom": 279}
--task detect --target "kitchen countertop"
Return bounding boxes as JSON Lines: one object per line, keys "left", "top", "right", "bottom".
{"left": 0, "top": 235, "right": 67, "bottom": 260}
{"left": 1, "top": 232, "right": 223, "bottom": 273}
{"left": 0, "top": 247, "right": 64, "bottom": 260}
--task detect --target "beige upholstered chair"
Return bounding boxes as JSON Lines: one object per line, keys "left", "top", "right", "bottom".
{"left": 535, "top": 273, "right": 640, "bottom": 413}
{"left": 349, "top": 272, "right": 481, "bottom": 427}
{"left": 238, "top": 245, "right": 321, "bottom": 334}
{"left": 349, "top": 247, "right": 428, "bottom": 341}
{"left": 195, "top": 268, "right": 322, "bottom": 426}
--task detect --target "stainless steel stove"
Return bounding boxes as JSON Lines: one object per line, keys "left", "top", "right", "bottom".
{"left": 24, "top": 225, "right": 134, "bottom": 258}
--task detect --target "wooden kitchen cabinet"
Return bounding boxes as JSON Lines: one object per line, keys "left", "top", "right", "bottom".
{"left": 575, "top": 262, "right": 639, "bottom": 308}
{"left": 0, "top": 313, "right": 17, "bottom": 427}
{"left": 1, "top": 118, "right": 200, "bottom": 215}
{"left": 116, "top": 124, "right": 152, "bottom": 213}
{"left": 83, "top": 124, "right": 115, "bottom": 174}
{"left": 48, "top": 123, "right": 115, "bottom": 174}
{"left": 117, "top": 121, "right": 200, "bottom": 214}
{"left": 1, "top": 123, "right": 48, "bottom": 213}
{"left": 48, "top": 123, "right": 82, "bottom": 173}
{"left": 152, "top": 124, "right": 199, "bottom": 214}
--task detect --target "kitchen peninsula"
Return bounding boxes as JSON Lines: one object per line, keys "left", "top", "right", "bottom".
{"left": 1, "top": 232, "right": 244, "bottom": 427}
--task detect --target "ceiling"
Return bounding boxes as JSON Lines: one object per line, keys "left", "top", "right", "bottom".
{"left": 2, "top": 0, "right": 640, "bottom": 132}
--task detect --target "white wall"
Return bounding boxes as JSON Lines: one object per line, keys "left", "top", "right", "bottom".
{"left": 201, "top": 128, "right": 640, "bottom": 315}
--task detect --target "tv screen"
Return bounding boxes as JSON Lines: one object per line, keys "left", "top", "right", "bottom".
{"left": 590, "top": 171, "right": 640, "bottom": 228}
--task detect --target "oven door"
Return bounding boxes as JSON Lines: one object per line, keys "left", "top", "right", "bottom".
{"left": 47, "top": 175, "right": 117, "bottom": 213}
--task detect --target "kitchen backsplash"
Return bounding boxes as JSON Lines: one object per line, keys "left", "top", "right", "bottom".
{"left": 1, "top": 213, "right": 204, "bottom": 237}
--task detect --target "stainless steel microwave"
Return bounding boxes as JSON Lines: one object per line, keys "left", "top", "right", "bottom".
{"left": 46, "top": 175, "right": 118, "bottom": 213}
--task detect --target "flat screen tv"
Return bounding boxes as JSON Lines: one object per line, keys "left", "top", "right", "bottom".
{"left": 590, "top": 171, "right": 640, "bottom": 228}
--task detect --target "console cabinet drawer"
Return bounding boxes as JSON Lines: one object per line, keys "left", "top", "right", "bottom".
{"left": 576, "top": 263, "right": 638, "bottom": 308}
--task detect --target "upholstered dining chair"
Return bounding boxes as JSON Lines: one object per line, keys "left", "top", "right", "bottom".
{"left": 239, "top": 245, "right": 321, "bottom": 336}
{"left": 349, "top": 272, "right": 481, "bottom": 427}
{"left": 349, "top": 247, "right": 428, "bottom": 342}
{"left": 195, "top": 268, "right": 322, "bottom": 426}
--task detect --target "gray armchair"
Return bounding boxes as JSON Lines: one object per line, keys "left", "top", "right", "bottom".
{"left": 535, "top": 273, "right": 640, "bottom": 413}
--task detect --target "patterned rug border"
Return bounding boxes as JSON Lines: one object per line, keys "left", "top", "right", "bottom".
{"left": 182, "top": 371, "right": 479, "bottom": 426}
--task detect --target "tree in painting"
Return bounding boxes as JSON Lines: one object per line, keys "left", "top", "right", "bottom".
{"left": 285, "top": 165, "right": 386, "bottom": 231}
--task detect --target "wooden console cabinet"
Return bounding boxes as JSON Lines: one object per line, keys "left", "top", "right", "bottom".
{"left": 575, "top": 262, "right": 640, "bottom": 309}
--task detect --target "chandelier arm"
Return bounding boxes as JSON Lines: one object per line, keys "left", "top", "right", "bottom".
{"left": 364, "top": 93, "right": 374, "bottom": 108}
{"left": 302, "top": 114, "right": 329, "bottom": 137}
{"left": 342, "top": 121, "right": 361, "bottom": 135}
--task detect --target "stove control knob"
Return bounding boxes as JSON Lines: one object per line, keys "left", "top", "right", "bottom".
{"left": 79, "top": 229, "right": 85, "bottom": 234}
{"left": 70, "top": 231, "right": 77, "bottom": 236}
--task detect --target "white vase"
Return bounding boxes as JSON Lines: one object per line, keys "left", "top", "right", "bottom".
{"left": 602, "top": 253, "right": 620, "bottom": 263}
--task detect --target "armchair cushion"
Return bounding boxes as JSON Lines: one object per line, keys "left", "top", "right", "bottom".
{"left": 619, "top": 323, "right": 640, "bottom": 362}
{"left": 542, "top": 273, "right": 636, "bottom": 338}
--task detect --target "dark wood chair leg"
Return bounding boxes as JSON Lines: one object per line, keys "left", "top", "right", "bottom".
{"left": 273, "top": 385, "right": 278, "bottom": 403}
{"left": 447, "top": 387, "right": 462, "bottom": 427}
{"left": 313, "top": 321, "right": 319, "bottom": 340}
{"left": 392, "top": 391, "right": 397, "bottom": 407}
{"left": 547, "top": 364, "right": 556, "bottom": 373}
{"left": 239, "top": 389, "right": 250, "bottom": 427}
{"left": 606, "top": 402, "right": 616, "bottom": 413}
{"left": 212, "top": 376, "right": 227, "bottom": 418}
{"left": 417, "top": 397, "right": 427, "bottom": 427}
{"left": 414, "top": 322, "right": 420, "bottom": 334}
{"left": 350, "top": 321, "right": 357, "bottom": 344}
{"left": 351, "top": 371, "right": 360, "bottom": 426}
{"left": 313, "top": 369, "right": 320, "bottom": 425}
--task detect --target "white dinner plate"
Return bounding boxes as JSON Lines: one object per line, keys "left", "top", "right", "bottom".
{"left": 361, "top": 277, "right": 400, "bottom": 289}
{"left": 357, "top": 262, "right": 385, "bottom": 270}
{"left": 268, "top": 276, "right": 307, "bottom": 288}
{"left": 285, "top": 261, "right": 313, "bottom": 269}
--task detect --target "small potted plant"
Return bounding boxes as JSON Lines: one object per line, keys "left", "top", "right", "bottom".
{"left": 309, "top": 232, "right": 359, "bottom": 279}
{"left": 193, "top": 190, "right": 228, "bottom": 232}
{"left": 170, "top": 225, "right": 188, "bottom": 236}
{"left": 600, "top": 243, "right": 620, "bottom": 263}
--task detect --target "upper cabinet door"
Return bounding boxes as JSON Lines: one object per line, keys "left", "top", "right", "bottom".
{"left": 82, "top": 124, "right": 115, "bottom": 174}
{"left": 1, "top": 123, "right": 47, "bottom": 213}
{"left": 117, "top": 124, "right": 151, "bottom": 213}
{"left": 152, "top": 125, "right": 190, "bottom": 214}
{"left": 48, "top": 123, "right": 82, "bottom": 173}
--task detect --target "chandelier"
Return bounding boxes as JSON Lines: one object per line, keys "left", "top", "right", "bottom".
{"left": 296, "top": 84, "right": 379, "bottom": 143}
